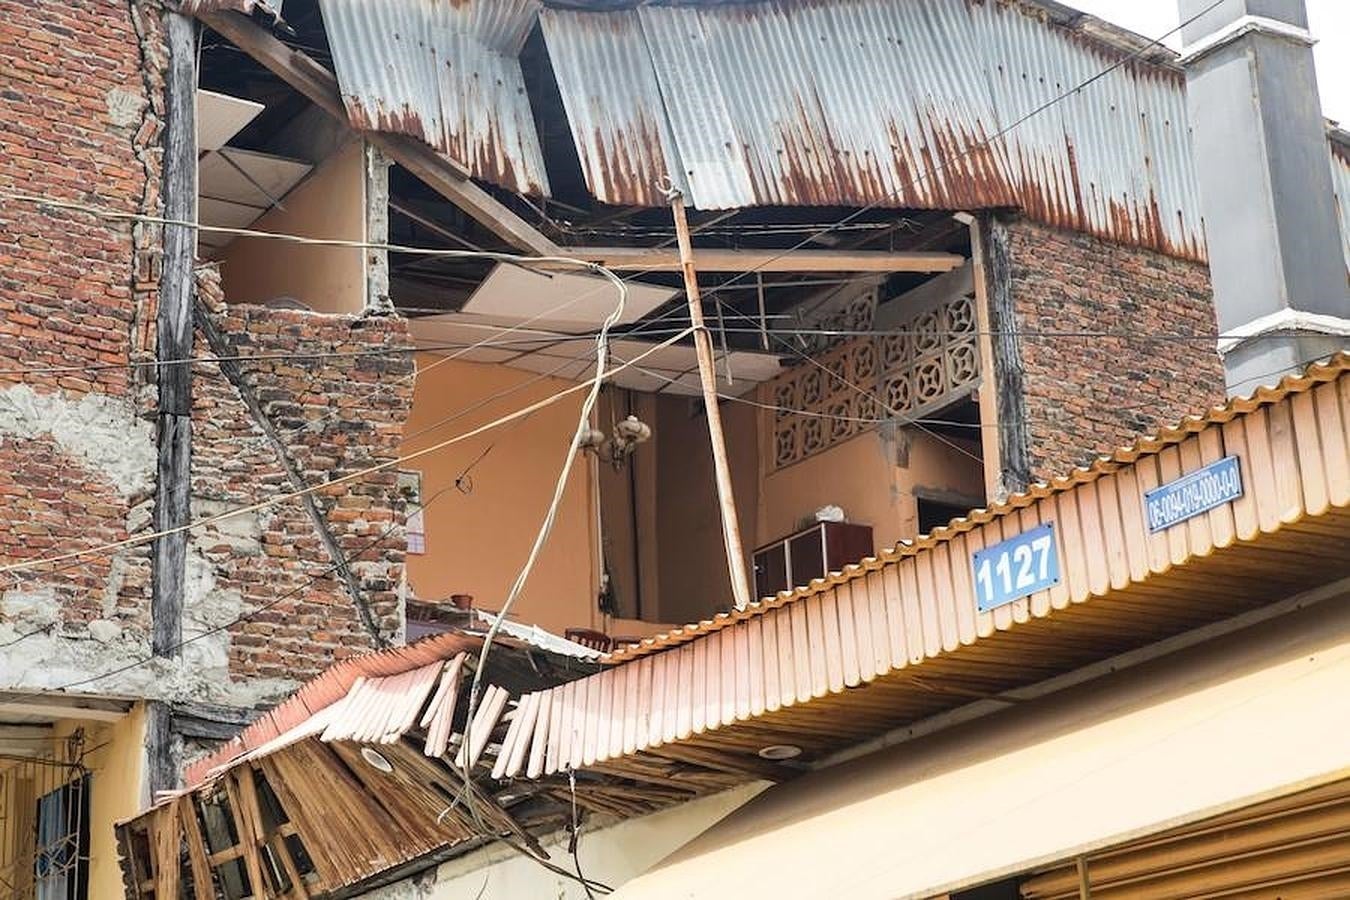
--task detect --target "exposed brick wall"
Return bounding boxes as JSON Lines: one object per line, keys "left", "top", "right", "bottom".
{"left": 0, "top": 0, "right": 414, "bottom": 696}
{"left": 987, "top": 215, "right": 1226, "bottom": 482}
{"left": 192, "top": 272, "right": 414, "bottom": 684}
{"left": 0, "top": 0, "right": 163, "bottom": 640}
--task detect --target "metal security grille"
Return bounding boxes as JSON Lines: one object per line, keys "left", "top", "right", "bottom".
{"left": 0, "top": 736, "right": 90, "bottom": 900}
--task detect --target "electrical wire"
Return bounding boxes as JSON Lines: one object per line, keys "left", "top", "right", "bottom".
{"left": 0, "top": 327, "right": 693, "bottom": 584}
{"left": 456, "top": 240, "right": 629, "bottom": 848}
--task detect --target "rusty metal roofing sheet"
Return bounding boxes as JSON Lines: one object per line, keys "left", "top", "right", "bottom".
{"left": 539, "top": 0, "right": 1206, "bottom": 257}
{"left": 318, "top": 0, "right": 550, "bottom": 195}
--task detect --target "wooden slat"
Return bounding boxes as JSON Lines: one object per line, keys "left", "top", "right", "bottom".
{"left": 502, "top": 692, "right": 539, "bottom": 778}
{"left": 1095, "top": 474, "right": 1131, "bottom": 591}
{"left": 178, "top": 797, "right": 213, "bottom": 900}
{"left": 748, "top": 616, "right": 768, "bottom": 714}
{"left": 1314, "top": 381, "right": 1349, "bottom": 506}
{"left": 151, "top": 801, "right": 182, "bottom": 900}
{"left": 649, "top": 650, "right": 668, "bottom": 746}
{"left": 865, "top": 568, "right": 894, "bottom": 676}
{"left": 986, "top": 518, "right": 1015, "bottom": 630}
{"left": 836, "top": 581, "right": 862, "bottom": 688}
{"left": 733, "top": 623, "right": 752, "bottom": 721}
{"left": 676, "top": 642, "right": 696, "bottom": 739}
{"left": 1199, "top": 426, "right": 1238, "bottom": 550}
{"left": 1056, "top": 483, "right": 1091, "bottom": 602}
{"left": 527, "top": 690, "right": 552, "bottom": 778}
{"left": 898, "top": 556, "right": 928, "bottom": 657}
{"left": 948, "top": 532, "right": 979, "bottom": 644}
{"left": 1285, "top": 391, "right": 1328, "bottom": 518}
{"left": 931, "top": 542, "right": 962, "bottom": 650}
{"left": 1267, "top": 399, "right": 1306, "bottom": 523}
{"left": 634, "top": 655, "right": 654, "bottom": 752}
{"left": 456, "top": 684, "right": 509, "bottom": 771}
{"left": 223, "top": 771, "right": 268, "bottom": 900}
{"left": 1245, "top": 407, "right": 1282, "bottom": 533}
{"left": 691, "top": 632, "right": 708, "bottom": 734}
{"left": 820, "top": 589, "right": 846, "bottom": 693}
{"left": 1223, "top": 415, "right": 1261, "bottom": 540}
{"left": 964, "top": 524, "right": 996, "bottom": 637}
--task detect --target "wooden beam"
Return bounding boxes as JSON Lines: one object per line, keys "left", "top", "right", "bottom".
{"left": 0, "top": 694, "right": 131, "bottom": 722}
{"left": 666, "top": 192, "right": 753, "bottom": 611}
{"left": 556, "top": 247, "right": 965, "bottom": 273}
{"left": 196, "top": 10, "right": 560, "bottom": 257}
{"left": 153, "top": 8, "right": 196, "bottom": 660}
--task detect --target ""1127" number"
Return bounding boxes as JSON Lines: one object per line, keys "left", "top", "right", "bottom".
{"left": 971, "top": 523, "right": 1060, "bottom": 612}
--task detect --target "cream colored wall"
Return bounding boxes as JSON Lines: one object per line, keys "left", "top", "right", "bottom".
{"left": 402, "top": 355, "right": 600, "bottom": 636}
{"left": 218, "top": 140, "right": 366, "bottom": 313}
{"left": 756, "top": 413, "right": 985, "bottom": 556}
{"left": 52, "top": 706, "right": 146, "bottom": 900}
{"left": 363, "top": 782, "right": 766, "bottom": 899}
{"left": 619, "top": 585, "right": 1350, "bottom": 900}
{"left": 652, "top": 395, "right": 759, "bottom": 625}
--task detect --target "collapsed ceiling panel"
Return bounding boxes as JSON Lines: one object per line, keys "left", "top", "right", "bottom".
{"left": 318, "top": 0, "right": 550, "bottom": 195}
{"left": 461, "top": 264, "right": 676, "bottom": 330}
{"left": 198, "top": 147, "right": 312, "bottom": 252}
{"left": 406, "top": 314, "right": 568, "bottom": 363}
{"left": 197, "top": 88, "right": 263, "bottom": 152}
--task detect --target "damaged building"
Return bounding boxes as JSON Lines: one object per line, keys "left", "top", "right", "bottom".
{"left": 0, "top": 0, "right": 1347, "bottom": 897}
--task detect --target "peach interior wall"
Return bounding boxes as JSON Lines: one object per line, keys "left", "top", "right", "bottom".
{"left": 217, "top": 140, "right": 366, "bottom": 314}
{"left": 401, "top": 355, "right": 600, "bottom": 636}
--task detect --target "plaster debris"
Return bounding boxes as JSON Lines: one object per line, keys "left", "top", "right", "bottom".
{"left": 0, "top": 384, "right": 155, "bottom": 497}
{"left": 87, "top": 619, "right": 123, "bottom": 643}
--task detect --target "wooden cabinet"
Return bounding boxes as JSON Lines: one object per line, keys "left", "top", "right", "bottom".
{"left": 752, "top": 521, "right": 874, "bottom": 599}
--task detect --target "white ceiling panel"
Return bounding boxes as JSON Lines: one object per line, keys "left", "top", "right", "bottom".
{"left": 197, "top": 89, "right": 263, "bottom": 152}
{"left": 199, "top": 148, "right": 312, "bottom": 209}
{"left": 200, "top": 195, "right": 267, "bottom": 231}
{"left": 462, "top": 264, "right": 676, "bottom": 329}
{"left": 407, "top": 315, "right": 567, "bottom": 363}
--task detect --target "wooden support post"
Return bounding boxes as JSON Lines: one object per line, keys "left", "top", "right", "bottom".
{"left": 153, "top": 10, "right": 196, "bottom": 658}
{"left": 665, "top": 189, "right": 754, "bottom": 611}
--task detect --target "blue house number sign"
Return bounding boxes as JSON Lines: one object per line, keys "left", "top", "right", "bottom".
{"left": 972, "top": 523, "right": 1061, "bottom": 612}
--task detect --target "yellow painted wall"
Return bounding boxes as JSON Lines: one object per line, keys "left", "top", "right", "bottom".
{"left": 402, "top": 355, "right": 601, "bottom": 636}
{"left": 218, "top": 140, "right": 366, "bottom": 314}
{"left": 756, "top": 407, "right": 985, "bottom": 554}
{"left": 52, "top": 706, "right": 146, "bottom": 900}
{"left": 651, "top": 394, "right": 760, "bottom": 625}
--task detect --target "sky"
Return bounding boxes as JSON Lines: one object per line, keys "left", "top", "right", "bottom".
{"left": 1068, "top": 0, "right": 1349, "bottom": 126}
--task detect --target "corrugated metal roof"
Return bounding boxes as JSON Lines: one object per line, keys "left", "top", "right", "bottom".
{"left": 540, "top": 0, "right": 1206, "bottom": 256}
{"left": 317, "top": 0, "right": 550, "bottom": 195}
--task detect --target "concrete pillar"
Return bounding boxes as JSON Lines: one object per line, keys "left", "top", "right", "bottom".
{"left": 1178, "top": 0, "right": 1349, "bottom": 394}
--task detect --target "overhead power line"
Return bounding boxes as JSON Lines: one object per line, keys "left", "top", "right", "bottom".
{"left": 0, "top": 328, "right": 693, "bottom": 584}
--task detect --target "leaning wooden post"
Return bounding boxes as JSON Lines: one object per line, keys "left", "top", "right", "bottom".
{"left": 663, "top": 183, "right": 754, "bottom": 611}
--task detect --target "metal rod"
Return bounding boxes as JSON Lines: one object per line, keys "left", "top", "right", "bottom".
{"left": 664, "top": 186, "right": 754, "bottom": 611}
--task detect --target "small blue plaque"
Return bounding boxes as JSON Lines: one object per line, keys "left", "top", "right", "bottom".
{"left": 1144, "top": 456, "right": 1243, "bottom": 533}
{"left": 972, "top": 523, "right": 1061, "bottom": 613}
